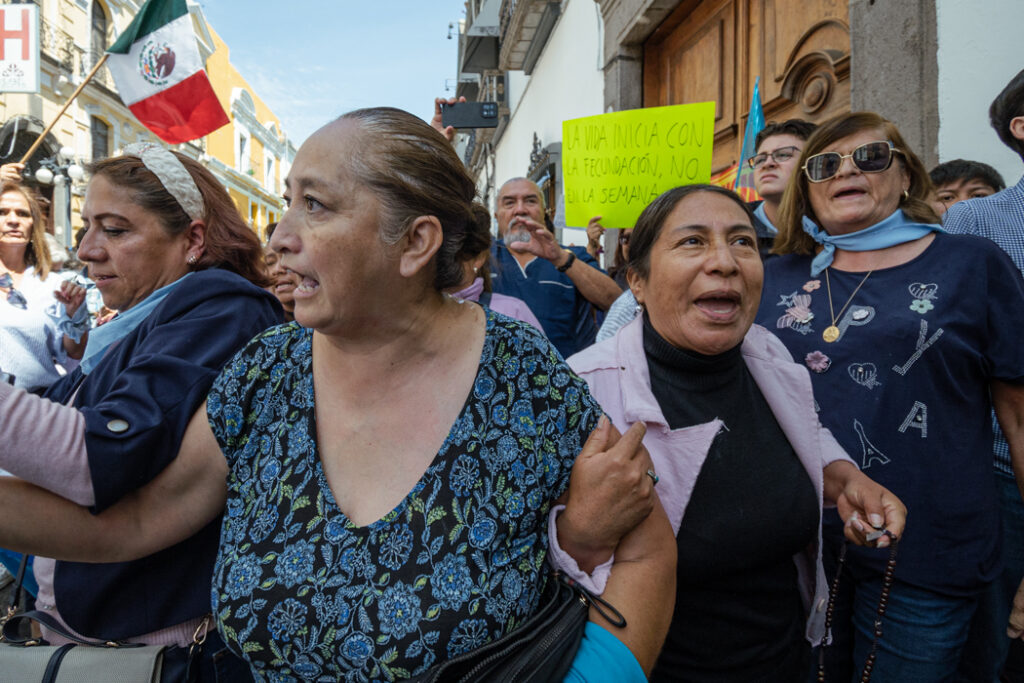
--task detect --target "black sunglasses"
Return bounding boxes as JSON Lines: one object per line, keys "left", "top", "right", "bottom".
{"left": 0, "top": 273, "right": 27, "bottom": 310}
{"left": 803, "top": 141, "right": 903, "bottom": 183}
{"left": 748, "top": 146, "right": 800, "bottom": 169}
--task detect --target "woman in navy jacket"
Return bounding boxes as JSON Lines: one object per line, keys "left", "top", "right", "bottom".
{"left": 0, "top": 145, "right": 281, "bottom": 680}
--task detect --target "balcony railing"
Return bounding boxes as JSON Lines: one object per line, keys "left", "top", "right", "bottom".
{"left": 499, "top": 0, "right": 518, "bottom": 43}
{"left": 80, "top": 47, "right": 117, "bottom": 91}
{"left": 39, "top": 17, "right": 117, "bottom": 93}
{"left": 498, "top": 0, "right": 561, "bottom": 74}
{"left": 39, "top": 16, "right": 76, "bottom": 72}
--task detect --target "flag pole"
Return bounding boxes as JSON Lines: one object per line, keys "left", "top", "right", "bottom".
{"left": 18, "top": 54, "right": 110, "bottom": 164}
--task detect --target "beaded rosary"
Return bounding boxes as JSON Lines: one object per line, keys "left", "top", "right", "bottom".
{"left": 817, "top": 531, "right": 899, "bottom": 683}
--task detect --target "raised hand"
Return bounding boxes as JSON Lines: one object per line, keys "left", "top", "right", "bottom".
{"left": 0, "top": 163, "right": 24, "bottom": 184}
{"left": 431, "top": 96, "right": 467, "bottom": 142}
{"left": 55, "top": 279, "right": 88, "bottom": 319}
{"left": 586, "top": 216, "right": 605, "bottom": 257}
{"left": 506, "top": 216, "right": 568, "bottom": 265}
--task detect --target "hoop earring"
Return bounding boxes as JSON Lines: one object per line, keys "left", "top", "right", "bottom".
{"left": 902, "top": 189, "right": 910, "bottom": 202}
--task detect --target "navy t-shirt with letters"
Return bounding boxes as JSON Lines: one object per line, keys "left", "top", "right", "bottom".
{"left": 757, "top": 232, "right": 1024, "bottom": 594}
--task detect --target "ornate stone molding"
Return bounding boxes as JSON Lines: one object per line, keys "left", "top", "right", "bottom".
{"left": 498, "top": 0, "right": 561, "bottom": 73}
{"left": 780, "top": 50, "right": 849, "bottom": 116}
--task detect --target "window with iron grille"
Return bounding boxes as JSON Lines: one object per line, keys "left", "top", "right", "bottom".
{"left": 90, "top": 1, "right": 107, "bottom": 67}
{"left": 90, "top": 116, "right": 110, "bottom": 161}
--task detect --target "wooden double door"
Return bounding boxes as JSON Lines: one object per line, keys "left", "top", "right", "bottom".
{"left": 644, "top": 0, "right": 851, "bottom": 174}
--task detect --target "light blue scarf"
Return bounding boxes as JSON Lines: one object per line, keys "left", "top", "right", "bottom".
{"left": 803, "top": 209, "right": 944, "bottom": 276}
{"left": 753, "top": 202, "right": 778, "bottom": 235}
{"left": 80, "top": 273, "right": 192, "bottom": 375}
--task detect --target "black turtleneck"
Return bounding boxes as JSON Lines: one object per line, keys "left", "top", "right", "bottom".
{"left": 643, "top": 315, "right": 819, "bottom": 682}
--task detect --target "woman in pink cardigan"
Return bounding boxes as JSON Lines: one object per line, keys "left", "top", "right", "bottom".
{"left": 549, "top": 184, "right": 906, "bottom": 681}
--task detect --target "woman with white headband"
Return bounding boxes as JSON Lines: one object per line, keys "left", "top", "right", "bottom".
{"left": 0, "top": 144, "right": 282, "bottom": 680}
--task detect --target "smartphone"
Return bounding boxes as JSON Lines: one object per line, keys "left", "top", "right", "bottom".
{"left": 441, "top": 101, "right": 500, "bottom": 129}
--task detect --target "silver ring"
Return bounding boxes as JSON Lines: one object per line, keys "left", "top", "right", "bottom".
{"left": 646, "top": 469, "right": 659, "bottom": 485}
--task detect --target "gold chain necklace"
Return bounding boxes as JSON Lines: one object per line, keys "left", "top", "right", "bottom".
{"left": 822, "top": 268, "right": 873, "bottom": 343}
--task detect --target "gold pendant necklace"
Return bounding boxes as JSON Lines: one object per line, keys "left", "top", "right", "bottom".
{"left": 823, "top": 268, "right": 873, "bottom": 343}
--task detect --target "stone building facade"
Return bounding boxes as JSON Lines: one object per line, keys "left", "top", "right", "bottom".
{"left": 454, "top": 0, "right": 1023, "bottom": 250}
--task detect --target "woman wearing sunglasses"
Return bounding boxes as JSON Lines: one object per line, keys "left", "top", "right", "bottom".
{"left": 0, "top": 181, "right": 88, "bottom": 393}
{"left": 757, "top": 111, "right": 1024, "bottom": 678}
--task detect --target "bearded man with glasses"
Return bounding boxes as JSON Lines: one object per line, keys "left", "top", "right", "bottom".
{"left": 748, "top": 119, "right": 817, "bottom": 259}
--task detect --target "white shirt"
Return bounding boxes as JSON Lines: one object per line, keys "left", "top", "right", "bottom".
{"left": 0, "top": 267, "right": 73, "bottom": 392}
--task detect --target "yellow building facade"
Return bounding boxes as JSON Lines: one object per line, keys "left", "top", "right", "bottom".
{"left": 203, "top": 24, "right": 294, "bottom": 236}
{"left": 0, "top": 0, "right": 294, "bottom": 247}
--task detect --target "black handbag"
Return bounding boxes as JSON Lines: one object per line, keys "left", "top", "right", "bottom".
{"left": 0, "top": 555, "right": 206, "bottom": 683}
{"left": 410, "top": 570, "right": 626, "bottom": 683}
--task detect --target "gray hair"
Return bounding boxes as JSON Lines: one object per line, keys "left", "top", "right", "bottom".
{"left": 496, "top": 177, "right": 546, "bottom": 211}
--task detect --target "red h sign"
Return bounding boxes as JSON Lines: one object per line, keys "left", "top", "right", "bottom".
{"left": 0, "top": 9, "right": 31, "bottom": 61}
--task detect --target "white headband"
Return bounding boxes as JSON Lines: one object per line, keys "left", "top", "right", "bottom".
{"left": 122, "top": 143, "right": 205, "bottom": 222}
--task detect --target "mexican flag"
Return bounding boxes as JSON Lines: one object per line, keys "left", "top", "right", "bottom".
{"left": 106, "top": 0, "right": 228, "bottom": 144}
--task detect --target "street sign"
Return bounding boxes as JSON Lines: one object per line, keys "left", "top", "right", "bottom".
{"left": 0, "top": 5, "right": 39, "bottom": 94}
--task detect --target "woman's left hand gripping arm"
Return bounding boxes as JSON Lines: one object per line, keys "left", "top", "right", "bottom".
{"left": 823, "top": 460, "right": 906, "bottom": 549}
{"left": 555, "top": 417, "right": 657, "bottom": 574}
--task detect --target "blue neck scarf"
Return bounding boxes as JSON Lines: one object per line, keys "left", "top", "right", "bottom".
{"left": 80, "top": 273, "right": 192, "bottom": 375}
{"left": 753, "top": 202, "right": 778, "bottom": 235}
{"left": 802, "top": 209, "right": 944, "bottom": 276}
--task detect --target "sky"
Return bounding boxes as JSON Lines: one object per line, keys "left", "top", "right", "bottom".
{"left": 198, "top": 0, "right": 468, "bottom": 147}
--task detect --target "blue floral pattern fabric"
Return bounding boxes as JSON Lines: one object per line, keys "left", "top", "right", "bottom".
{"left": 207, "top": 312, "right": 600, "bottom": 681}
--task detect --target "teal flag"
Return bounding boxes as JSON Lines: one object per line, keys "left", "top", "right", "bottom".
{"left": 733, "top": 77, "right": 764, "bottom": 200}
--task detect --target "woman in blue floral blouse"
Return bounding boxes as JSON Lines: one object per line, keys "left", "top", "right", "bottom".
{"left": 0, "top": 107, "right": 670, "bottom": 681}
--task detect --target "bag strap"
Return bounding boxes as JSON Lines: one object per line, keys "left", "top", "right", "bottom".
{"left": 2, "top": 610, "right": 145, "bottom": 648}
{"left": 4, "top": 553, "right": 28, "bottom": 619}
{"left": 0, "top": 553, "right": 146, "bottom": 648}
{"left": 0, "top": 553, "right": 29, "bottom": 635}
{"left": 556, "top": 572, "right": 627, "bottom": 629}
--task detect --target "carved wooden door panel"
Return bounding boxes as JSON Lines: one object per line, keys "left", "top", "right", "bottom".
{"left": 644, "top": 0, "right": 850, "bottom": 174}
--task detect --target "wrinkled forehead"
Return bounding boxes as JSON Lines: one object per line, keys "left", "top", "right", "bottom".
{"left": 756, "top": 133, "right": 805, "bottom": 154}
{"left": 818, "top": 127, "right": 889, "bottom": 155}
{"left": 0, "top": 190, "right": 30, "bottom": 210}
{"left": 498, "top": 180, "right": 542, "bottom": 202}
{"left": 82, "top": 174, "right": 139, "bottom": 215}
{"left": 287, "top": 119, "right": 361, "bottom": 191}
{"left": 664, "top": 190, "right": 755, "bottom": 232}
{"left": 935, "top": 177, "right": 996, "bottom": 192}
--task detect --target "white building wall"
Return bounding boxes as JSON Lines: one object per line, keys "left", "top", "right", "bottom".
{"left": 492, "top": 0, "right": 604, "bottom": 240}
{"left": 936, "top": 0, "right": 1024, "bottom": 184}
